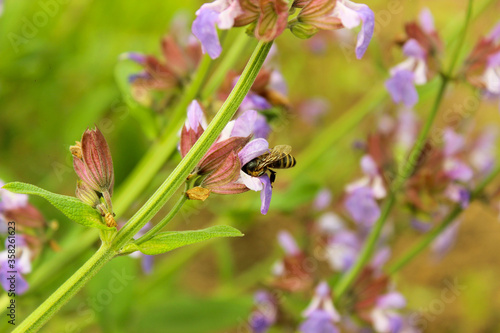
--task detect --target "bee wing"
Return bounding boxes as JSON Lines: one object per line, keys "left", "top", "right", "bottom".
{"left": 261, "top": 145, "right": 292, "bottom": 164}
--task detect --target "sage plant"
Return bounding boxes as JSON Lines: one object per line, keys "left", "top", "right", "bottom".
{"left": 1, "top": 0, "right": 500, "bottom": 332}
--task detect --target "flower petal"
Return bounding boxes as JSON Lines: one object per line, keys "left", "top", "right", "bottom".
{"left": 385, "top": 70, "right": 418, "bottom": 107}
{"left": 239, "top": 138, "right": 270, "bottom": 166}
{"left": 259, "top": 174, "right": 272, "bottom": 214}
{"left": 192, "top": 8, "right": 223, "bottom": 59}
{"left": 239, "top": 170, "right": 264, "bottom": 191}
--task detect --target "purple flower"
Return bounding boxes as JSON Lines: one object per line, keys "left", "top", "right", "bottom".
{"left": 0, "top": 236, "right": 32, "bottom": 295}
{"left": 332, "top": 0, "right": 374, "bottom": 59}
{"left": 443, "top": 128, "right": 465, "bottom": 156}
{"left": 0, "top": 180, "right": 28, "bottom": 212}
{"left": 238, "top": 139, "right": 273, "bottom": 214}
{"left": 445, "top": 184, "right": 470, "bottom": 209}
{"left": 345, "top": 187, "right": 381, "bottom": 228}
{"left": 325, "top": 229, "right": 360, "bottom": 271}
{"left": 249, "top": 290, "right": 278, "bottom": 333}
{"left": 192, "top": 1, "right": 243, "bottom": 59}
{"left": 277, "top": 230, "right": 300, "bottom": 255}
{"left": 385, "top": 70, "right": 418, "bottom": 107}
{"left": 314, "top": 188, "right": 333, "bottom": 211}
{"left": 431, "top": 220, "right": 460, "bottom": 259}
{"left": 443, "top": 158, "right": 473, "bottom": 182}
{"left": 470, "top": 127, "right": 497, "bottom": 173}
{"left": 396, "top": 108, "right": 418, "bottom": 151}
{"left": 294, "top": 0, "right": 375, "bottom": 59}
{"left": 370, "top": 292, "right": 406, "bottom": 333}
{"left": 298, "top": 98, "right": 330, "bottom": 125}
{"left": 317, "top": 212, "right": 345, "bottom": 234}
{"left": 386, "top": 39, "right": 428, "bottom": 107}
{"left": 300, "top": 281, "right": 340, "bottom": 333}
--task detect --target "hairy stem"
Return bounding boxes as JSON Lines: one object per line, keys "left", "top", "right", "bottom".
{"left": 13, "top": 244, "right": 115, "bottom": 333}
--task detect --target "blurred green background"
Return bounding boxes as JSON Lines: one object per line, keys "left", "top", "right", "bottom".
{"left": 1, "top": 0, "right": 500, "bottom": 332}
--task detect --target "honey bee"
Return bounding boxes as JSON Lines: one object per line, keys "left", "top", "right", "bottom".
{"left": 242, "top": 145, "right": 296, "bottom": 183}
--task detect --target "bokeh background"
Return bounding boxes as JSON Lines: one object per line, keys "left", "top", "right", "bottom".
{"left": 1, "top": 0, "right": 500, "bottom": 332}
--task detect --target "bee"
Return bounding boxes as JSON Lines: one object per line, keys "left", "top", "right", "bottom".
{"left": 242, "top": 145, "right": 296, "bottom": 183}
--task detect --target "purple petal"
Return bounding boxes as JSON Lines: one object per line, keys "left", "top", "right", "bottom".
{"left": 376, "top": 292, "right": 406, "bottom": 309}
{"left": 269, "top": 70, "right": 288, "bottom": 96}
{"left": 315, "top": 281, "right": 331, "bottom": 298}
{"left": 443, "top": 128, "right": 465, "bottom": 156}
{"left": 403, "top": 39, "right": 426, "bottom": 59}
{"left": 0, "top": 258, "right": 29, "bottom": 295}
{"left": 277, "top": 230, "right": 300, "bottom": 255}
{"left": 119, "top": 52, "right": 146, "bottom": 64}
{"left": 385, "top": 70, "right": 418, "bottom": 107}
{"left": 344, "top": 186, "right": 380, "bottom": 227}
{"left": 317, "top": 213, "right": 345, "bottom": 234}
{"left": 259, "top": 174, "right": 272, "bottom": 215}
{"left": 254, "top": 114, "right": 271, "bottom": 139}
{"left": 418, "top": 8, "right": 435, "bottom": 34}
{"left": 192, "top": 8, "right": 222, "bottom": 59}
{"left": 371, "top": 247, "right": 391, "bottom": 269}
{"left": 488, "top": 21, "right": 500, "bottom": 42}
{"left": 299, "top": 310, "right": 339, "bottom": 333}
{"left": 231, "top": 110, "right": 257, "bottom": 138}
{"left": 238, "top": 139, "right": 269, "bottom": 166}
{"left": 444, "top": 158, "right": 473, "bottom": 182}
{"left": 314, "top": 189, "right": 333, "bottom": 211}
{"left": 354, "top": 5, "right": 375, "bottom": 59}
{"left": 240, "top": 94, "right": 272, "bottom": 111}
{"left": 396, "top": 108, "right": 418, "bottom": 150}
{"left": 431, "top": 220, "right": 460, "bottom": 259}
{"left": 186, "top": 100, "right": 207, "bottom": 132}
{"left": 470, "top": 127, "right": 497, "bottom": 173}
{"left": 445, "top": 184, "right": 470, "bottom": 209}
{"left": 0, "top": 181, "right": 28, "bottom": 211}
{"left": 141, "top": 255, "right": 154, "bottom": 275}
{"left": 360, "top": 154, "right": 378, "bottom": 176}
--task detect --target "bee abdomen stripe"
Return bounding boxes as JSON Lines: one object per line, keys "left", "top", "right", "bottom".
{"left": 289, "top": 155, "right": 296, "bottom": 167}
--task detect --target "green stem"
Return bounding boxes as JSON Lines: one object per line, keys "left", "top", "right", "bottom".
{"left": 112, "top": 54, "right": 212, "bottom": 215}
{"left": 16, "top": 40, "right": 273, "bottom": 333}
{"left": 112, "top": 41, "right": 273, "bottom": 250}
{"left": 135, "top": 191, "right": 188, "bottom": 245}
{"left": 333, "top": 0, "right": 473, "bottom": 299}
{"left": 201, "top": 34, "right": 253, "bottom": 100}
{"left": 387, "top": 164, "right": 500, "bottom": 274}
{"left": 12, "top": 244, "right": 115, "bottom": 333}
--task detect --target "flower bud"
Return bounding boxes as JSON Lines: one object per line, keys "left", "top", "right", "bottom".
{"left": 75, "top": 180, "right": 100, "bottom": 208}
{"left": 289, "top": 20, "right": 319, "bottom": 39}
{"left": 74, "top": 127, "right": 115, "bottom": 194}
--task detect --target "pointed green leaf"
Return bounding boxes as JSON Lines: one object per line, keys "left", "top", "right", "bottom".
{"left": 2, "top": 182, "right": 114, "bottom": 230}
{"left": 135, "top": 225, "right": 244, "bottom": 255}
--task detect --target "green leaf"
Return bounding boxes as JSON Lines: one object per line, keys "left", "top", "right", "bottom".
{"left": 2, "top": 182, "right": 113, "bottom": 230}
{"left": 134, "top": 225, "right": 244, "bottom": 255}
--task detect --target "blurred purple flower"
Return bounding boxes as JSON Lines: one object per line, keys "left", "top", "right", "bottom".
{"left": 445, "top": 184, "right": 470, "bottom": 209}
{"left": 325, "top": 229, "right": 360, "bottom": 271}
{"left": 431, "top": 220, "right": 460, "bottom": 259}
{"left": 370, "top": 292, "right": 406, "bottom": 333}
{"left": 317, "top": 212, "right": 345, "bottom": 234}
{"left": 443, "top": 158, "right": 473, "bottom": 182}
{"left": 345, "top": 186, "right": 381, "bottom": 228}
{"left": 298, "top": 98, "right": 330, "bottom": 125}
{"left": 294, "top": 0, "right": 374, "bottom": 59}
{"left": 314, "top": 188, "right": 333, "bottom": 211}
{"left": 249, "top": 290, "right": 278, "bottom": 333}
{"left": 470, "top": 127, "right": 497, "bottom": 173}
{"left": 443, "top": 128, "right": 465, "bottom": 156}
{"left": 396, "top": 108, "right": 418, "bottom": 151}
{"left": 277, "top": 230, "right": 300, "bottom": 255}
{"left": 0, "top": 236, "right": 32, "bottom": 295}
{"left": 300, "top": 281, "right": 340, "bottom": 333}
{"left": 386, "top": 38, "right": 428, "bottom": 107}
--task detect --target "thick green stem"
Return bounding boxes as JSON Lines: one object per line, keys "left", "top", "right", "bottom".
{"left": 13, "top": 244, "right": 115, "bottom": 333}
{"left": 112, "top": 54, "right": 212, "bottom": 215}
{"left": 112, "top": 41, "right": 273, "bottom": 250}
{"left": 135, "top": 191, "right": 188, "bottom": 245}
{"left": 387, "top": 164, "right": 500, "bottom": 274}
{"left": 333, "top": 0, "right": 473, "bottom": 299}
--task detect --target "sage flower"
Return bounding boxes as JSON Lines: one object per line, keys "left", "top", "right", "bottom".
{"left": 249, "top": 291, "right": 278, "bottom": 333}
{"left": 192, "top": 0, "right": 288, "bottom": 59}
{"left": 386, "top": 8, "right": 442, "bottom": 107}
{"left": 0, "top": 236, "right": 32, "bottom": 295}
{"left": 290, "top": 0, "right": 375, "bottom": 59}
{"left": 299, "top": 281, "right": 340, "bottom": 333}
{"left": 370, "top": 292, "right": 406, "bottom": 333}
